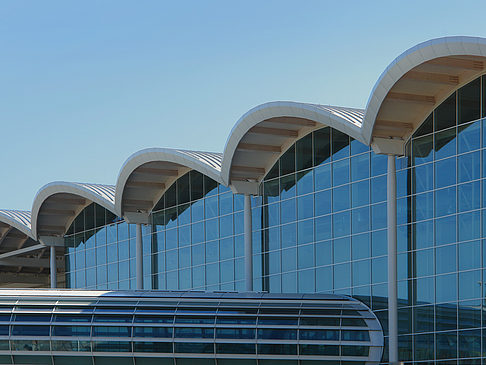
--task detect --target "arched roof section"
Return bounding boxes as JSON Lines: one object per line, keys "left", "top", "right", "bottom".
{"left": 364, "top": 36, "right": 486, "bottom": 150}
{"left": 0, "top": 210, "right": 33, "bottom": 239}
{"left": 221, "top": 101, "right": 364, "bottom": 189}
{"left": 31, "top": 182, "right": 116, "bottom": 239}
{"left": 115, "top": 148, "right": 223, "bottom": 216}
{"left": 0, "top": 210, "right": 56, "bottom": 281}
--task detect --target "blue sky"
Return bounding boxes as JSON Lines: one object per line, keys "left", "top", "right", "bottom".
{"left": 1, "top": 0, "right": 486, "bottom": 210}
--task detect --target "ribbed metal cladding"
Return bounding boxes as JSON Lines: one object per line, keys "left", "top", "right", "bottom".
{"left": 0, "top": 290, "right": 383, "bottom": 365}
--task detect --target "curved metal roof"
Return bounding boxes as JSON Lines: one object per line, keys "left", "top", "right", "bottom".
{"left": 363, "top": 36, "right": 486, "bottom": 150}
{"left": 0, "top": 210, "right": 32, "bottom": 238}
{"left": 115, "top": 148, "right": 223, "bottom": 216}
{"left": 221, "top": 101, "right": 365, "bottom": 187}
{"left": 31, "top": 182, "right": 116, "bottom": 239}
{"left": 1, "top": 36, "right": 485, "bottom": 227}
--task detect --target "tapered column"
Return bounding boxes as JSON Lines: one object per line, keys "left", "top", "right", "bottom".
{"left": 387, "top": 154, "right": 398, "bottom": 364}
{"left": 136, "top": 223, "right": 143, "bottom": 290}
{"left": 50, "top": 245, "right": 57, "bottom": 289}
{"left": 244, "top": 194, "right": 253, "bottom": 291}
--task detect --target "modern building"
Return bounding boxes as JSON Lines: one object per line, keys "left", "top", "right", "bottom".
{"left": 1, "top": 35, "right": 486, "bottom": 364}
{"left": 0, "top": 290, "right": 383, "bottom": 365}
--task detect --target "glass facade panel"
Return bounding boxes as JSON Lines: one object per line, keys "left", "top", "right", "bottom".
{"left": 61, "top": 75, "right": 486, "bottom": 364}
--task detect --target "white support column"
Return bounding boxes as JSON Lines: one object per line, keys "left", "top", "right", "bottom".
{"left": 387, "top": 154, "right": 398, "bottom": 364}
{"left": 50, "top": 245, "right": 57, "bottom": 289}
{"left": 244, "top": 194, "right": 253, "bottom": 292}
{"left": 136, "top": 223, "right": 143, "bottom": 290}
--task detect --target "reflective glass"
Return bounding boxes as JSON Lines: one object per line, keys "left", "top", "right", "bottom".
{"left": 435, "top": 157, "right": 456, "bottom": 188}
{"left": 296, "top": 133, "right": 313, "bottom": 170}
{"left": 332, "top": 129, "right": 349, "bottom": 160}
{"left": 458, "top": 76, "right": 480, "bottom": 124}
{"left": 436, "top": 273, "right": 457, "bottom": 303}
{"left": 412, "top": 135, "right": 433, "bottom": 165}
{"left": 435, "top": 93, "right": 456, "bottom": 131}
{"left": 458, "top": 121, "right": 480, "bottom": 153}
{"left": 435, "top": 187, "right": 456, "bottom": 217}
{"left": 413, "top": 163, "right": 433, "bottom": 193}
{"left": 314, "top": 128, "right": 331, "bottom": 166}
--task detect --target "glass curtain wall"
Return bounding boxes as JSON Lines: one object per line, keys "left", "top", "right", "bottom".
{"left": 64, "top": 75, "right": 486, "bottom": 364}
{"left": 64, "top": 204, "right": 139, "bottom": 290}
{"left": 150, "top": 170, "right": 245, "bottom": 291}
{"left": 254, "top": 75, "right": 486, "bottom": 364}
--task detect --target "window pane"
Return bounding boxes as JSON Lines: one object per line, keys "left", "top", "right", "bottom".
{"left": 296, "top": 133, "right": 313, "bottom": 170}
{"left": 314, "top": 128, "right": 331, "bottom": 166}
{"left": 458, "top": 120, "right": 480, "bottom": 153}
{"left": 458, "top": 77, "right": 480, "bottom": 124}
{"left": 434, "top": 128, "right": 456, "bottom": 159}
{"left": 434, "top": 92, "right": 456, "bottom": 131}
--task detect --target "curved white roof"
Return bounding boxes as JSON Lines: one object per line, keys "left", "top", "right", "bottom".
{"left": 363, "top": 36, "right": 486, "bottom": 145}
{"left": 0, "top": 210, "right": 33, "bottom": 239}
{"left": 221, "top": 101, "right": 364, "bottom": 185}
{"left": 115, "top": 148, "right": 224, "bottom": 215}
{"left": 0, "top": 36, "right": 485, "bottom": 229}
{"left": 31, "top": 182, "right": 116, "bottom": 239}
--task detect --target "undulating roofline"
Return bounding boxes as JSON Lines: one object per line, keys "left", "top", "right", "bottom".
{"left": 3, "top": 36, "right": 485, "bottom": 237}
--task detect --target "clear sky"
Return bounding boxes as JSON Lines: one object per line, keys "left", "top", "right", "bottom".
{"left": 1, "top": 0, "right": 486, "bottom": 210}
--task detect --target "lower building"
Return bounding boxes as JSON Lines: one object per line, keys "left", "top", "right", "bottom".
{"left": 1, "top": 36, "right": 486, "bottom": 364}
{"left": 0, "top": 290, "right": 383, "bottom": 365}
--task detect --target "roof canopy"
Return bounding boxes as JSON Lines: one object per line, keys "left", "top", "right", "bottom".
{"left": 221, "top": 101, "right": 364, "bottom": 191}
{"left": 115, "top": 148, "right": 223, "bottom": 218}
{"left": 3, "top": 35, "right": 486, "bottom": 231}
{"left": 364, "top": 36, "right": 486, "bottom": 152}
{"left": 31, "top": 182, "right": 116, "bottom": 239}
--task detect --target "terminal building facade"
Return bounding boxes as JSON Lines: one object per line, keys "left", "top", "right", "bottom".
{"left": 1, "top": 36, "right": 486, "bottom": 364}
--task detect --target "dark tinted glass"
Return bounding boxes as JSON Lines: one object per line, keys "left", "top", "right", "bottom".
{"left": 314, "top": 128, "right": 331, "bottom": 165}
{"left": 93, "top": 315, "right": 132, "bottom": 323}
{"left": 412, "top": 135, "right": 433, "bottom": 165}
{"left": 257, "top": 344, "right": 297, "bottom": 355}
{"left": 216, "top": 343, "right": 255, "bottom": 354}
{"left": 12, "top": 325, "right": 50, "bottom": 336}
{"left": 133, "top": 327, "right": 172, "bottom": 337}
{"left": 300, "top": 317, "right": 340, "bottom": 326}
{"left": 342, "top": 330, "right": 370, "bottom": 341}
{"left": 216, "top": 328, "right": 255, "bottom": 339}
{"left": 341, "top": 345, "right": 369, "bottom": 356}
{"left": 458, "top": 77, "right": 480, "bottom": 124}
{"left": 434, "top": 128, "right": 456, "bottom": 159}
{"left": 174, "top": 327, "right": 214, "bottom": 338}
{"left": 134, "top": 341, "right": 172, "bottom": 353}
{"left": 165, "top": 184, "right": 177, "bottom": 208}
{"left": 190, "top": 171, "right": 204, "bottom": 201}
{"left": 435, "top": 93, "right": 456, "bottom": 131}
{"left": 175, "top": 342, "right": 214, "bottom": 353}
{"left": 332, "top": 129, "right": 349, "bottom": 160}
{"left": 52, "top": 326, "right": 91, "bottom": 336}
{"left": 92, "top": 341, "right": 131, "bottom": 352}
{"left": 299, "top": 329, "right": 339, "bottom": 340}
{"left": 134, "top": 315, "right": 173, "bottom": 323}
{"left": 296, "top": 133, "right": 313, "bottom": 170}
{"left": 341, "top": 318, "right": 366, "bottom": 327}
{"left": 258, "top": 317, "right": 298, "bottom": 325}
{"left": 299, "top": 344, "right": 339, "bottom": 356}
{"left": 14, "top": 314, "right": 51, "bottom": 322}
{"left": 280, "top": 145, "right": 296, "bottom": 175}
{"left": 92, "top": 326, "right": 131, "bottom": 337}
{"left": 415, "top": 113, "right": 433, "bottom": 137}
{"left": 204, "top": 175, "right": 218, "bottom": 196}
{"left": 216, "top": 316, "right": 256, "bottom": 325}
{"left": 177, "top": 173, "right": 190, "bottom": 204}
{"left": 257, "top": 328, "right": 297, "bottom": 340}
